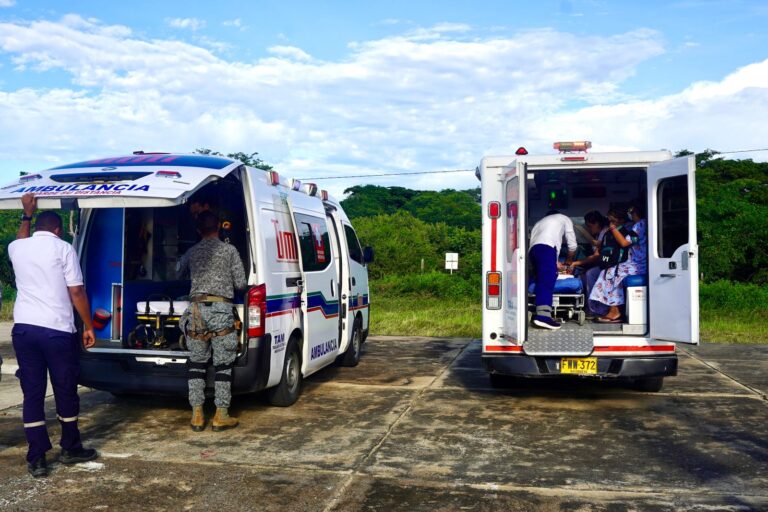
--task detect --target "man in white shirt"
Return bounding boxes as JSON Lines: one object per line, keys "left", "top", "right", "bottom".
{"left": 9, "top": 193, "right": 98, "bottom": 478}
{"left": 529, "top": 211, "right": 577, "bottom": 330}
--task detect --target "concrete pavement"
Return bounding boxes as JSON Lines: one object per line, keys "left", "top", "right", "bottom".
{"left": 0, "top": 334, "right": 766, "bottom": 511}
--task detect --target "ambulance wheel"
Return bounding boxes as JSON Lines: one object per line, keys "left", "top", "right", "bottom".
{"left": 267, "top": 338, "right": 302, "bottom": 407}
{"left": 340, "top": 320, "right": 362, "bottom": 367}
{"left": 632, "top": 376, "right": 664, "bottom": 393}
{"left": 577, "top": 311, "right": 586, "bottom": 326}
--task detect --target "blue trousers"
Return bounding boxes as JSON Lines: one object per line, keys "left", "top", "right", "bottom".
{"left": 12, "top": 323, "right": 83, "bottom": 463}
{"left": 529, "top": 244, "right": 557, "bottom": 316}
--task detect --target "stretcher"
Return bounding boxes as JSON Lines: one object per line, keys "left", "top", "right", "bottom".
{"left": 527, "top": 276, "right": 586, "bottom": 325}
{"left": 127, "top": 295, "right": 189, "bottom": 349}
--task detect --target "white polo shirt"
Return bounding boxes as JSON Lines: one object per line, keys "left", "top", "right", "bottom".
{"left": 9, "top": 231, "right": 84, "bottom": 333}
{"left": 529, "top": 213, "right": 578, "bottom": 255}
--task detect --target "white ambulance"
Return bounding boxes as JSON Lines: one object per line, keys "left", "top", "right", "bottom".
{"left": 0, "top": 153, "right": 371, "bottom": 406}
{"left": 478, "top": 142, "right": 698, "bottom": 392}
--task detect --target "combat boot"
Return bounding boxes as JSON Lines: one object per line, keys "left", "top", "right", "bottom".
{"left": 190, "top": 406, "right": 205, "bottom": 432}
{"left": 211, "top": 408, "right": 239, "bottom": 431}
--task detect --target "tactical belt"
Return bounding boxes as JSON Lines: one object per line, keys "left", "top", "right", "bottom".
{"left": 190, "top": 295, "right": 233, "bottom": 304}
{"left": 187, "top": 326, "right": 236, "bottom": 343}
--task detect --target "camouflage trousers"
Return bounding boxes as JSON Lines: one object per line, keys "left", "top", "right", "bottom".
{"left": 180, "top": 302, "right": 238, "bottom": 409}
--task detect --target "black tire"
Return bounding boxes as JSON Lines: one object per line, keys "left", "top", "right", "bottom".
{"left": 340, "top": 320, "right": 362, "bottom": 367}
{"left": 266, "top": 338, "right": 302, "bottom": 407}
{"left": 632, "top": 376, "right": 664, "bottom": 392}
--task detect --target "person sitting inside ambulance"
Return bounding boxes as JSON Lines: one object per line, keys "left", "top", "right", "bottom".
{"left": 589, "top": 205, "right": 647, "bottom": 323}
{"left": 568, "top": 210, "right": 610, "bottom": 318}
{"left": 529, "top": 210, "right": 577, "bottom": 330}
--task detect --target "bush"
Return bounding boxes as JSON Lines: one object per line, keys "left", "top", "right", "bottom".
{"left": 700, "top": 280, "right": 768, "bottom": 314}
{"left": 373, "top": 272, "right": 480, "bottom": 300}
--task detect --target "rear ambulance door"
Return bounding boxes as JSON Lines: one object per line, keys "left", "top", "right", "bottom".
{"left": 325, "top": 207, "right": 347, "bottom": 351}
{"left": 647, "top": 156, "right": 699, "bottom": 344}
{"left": 0, "top": 156, "right": 242, "bottom": 342}
{"left": 0, "top": 157, "right": 239, "bottom": 209}
{"left": 501, "top": 161, "right": 527, "bottom": 343}
{"left": 342, "top": 221, "right": 369, "bottom": 337}
{"left": 286, "top": 194, "right": 341, "bottom": 373}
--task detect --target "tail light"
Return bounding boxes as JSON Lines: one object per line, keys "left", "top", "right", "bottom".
{"left": 486, "top": 272, "right": 501, "bottom": 309}
{"left": 247, "top": 284, "right": 267, "bottom": 338}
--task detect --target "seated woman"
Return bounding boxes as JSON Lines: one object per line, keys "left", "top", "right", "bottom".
{"left": 569, "top": 210, "right": 610, "bottom": 318}
{"left": 589, "top": 205, "right": 647, "bottom": 323}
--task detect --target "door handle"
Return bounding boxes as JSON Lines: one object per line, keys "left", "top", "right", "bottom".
{"left": 351, "top": 277, "right": 356, "bottom": 286}
{"left": 330, "top": 280, "right": 335, "bottom": 297}
{"left": 660, "top": 274, "right": 677, "bottom": 278}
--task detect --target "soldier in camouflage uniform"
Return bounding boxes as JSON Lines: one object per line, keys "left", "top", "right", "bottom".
{"left": 178, "top": 211, "right": 247, "bottom": 431}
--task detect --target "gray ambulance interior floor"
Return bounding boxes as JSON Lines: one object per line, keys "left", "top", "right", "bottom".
{"left": 0, "top": 331, "right": 767, "bottom": 511}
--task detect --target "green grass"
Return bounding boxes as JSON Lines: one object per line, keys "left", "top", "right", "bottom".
{"left": 700, "top": 311, "right": 768, "bottom": 343}
{"left": 370, "top": 295, "right": 481, "bottom": 338}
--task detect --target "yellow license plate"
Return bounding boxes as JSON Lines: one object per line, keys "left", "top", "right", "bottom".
{"left": 560, "top": 357, "right": 598, "bottom": 375}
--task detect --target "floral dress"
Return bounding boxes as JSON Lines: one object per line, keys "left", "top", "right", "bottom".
{"left": 589, "top": 219, "right": 647, "bottom": 308}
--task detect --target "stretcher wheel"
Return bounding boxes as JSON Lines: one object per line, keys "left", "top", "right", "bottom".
{"left": 577, "top": 311, "right": 586, "bottom": 326}
{"left": 527, "top": 311, "right": 533, "bottom": 324}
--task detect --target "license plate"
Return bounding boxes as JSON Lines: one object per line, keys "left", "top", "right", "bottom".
{"left": 560, "top": 357, "right": 598, "bottom": 375}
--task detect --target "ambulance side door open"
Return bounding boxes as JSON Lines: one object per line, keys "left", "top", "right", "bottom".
{"left": 286, "top": 195, "right": 342, "bottom": 374}
{"left": 501, "top": 161, "right": 527, "bottom": 343}
{"left": 647, "top": 155, "right": 699, "bottom": 344}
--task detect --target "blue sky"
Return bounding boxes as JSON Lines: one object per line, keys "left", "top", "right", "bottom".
{"left": 0, "top": 0, "right": 767, "bottom": 194}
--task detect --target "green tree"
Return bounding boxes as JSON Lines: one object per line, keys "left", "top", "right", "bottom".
{"left": 195, "top": 148, "right": 272, "bottom": 170}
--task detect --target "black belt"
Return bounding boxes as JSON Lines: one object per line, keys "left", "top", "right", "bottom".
{"left": 190, "top": 295, "right": 232, "bottom": 304}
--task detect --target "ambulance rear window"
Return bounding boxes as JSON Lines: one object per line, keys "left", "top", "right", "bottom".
{"left": 50, "top": 172, "right": 153, "bottom": 183}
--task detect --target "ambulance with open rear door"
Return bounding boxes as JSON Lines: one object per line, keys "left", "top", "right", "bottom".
{"left": 0, "top": 153, "right": 372, "bottom": 406}
{"left": 478, "top": 142, "right": 698, "bottom": 391}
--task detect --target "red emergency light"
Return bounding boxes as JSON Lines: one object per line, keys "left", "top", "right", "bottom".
{"left": 554, "top": 141, "right": 592, "bottom": 153}
{"left": 268, "top": 171, "right": 280, "bottom": 186}
{"left": 155, "top": 170, "right": 181, "bottom": 179}
{"left": 515, "top": 147, "right": 528, "bottom": 156}
{"left": 488, "top": 201, "right": 501, "bottom": 219}
{"left": 320, "top": 190, "right": 329, "bottom": 201}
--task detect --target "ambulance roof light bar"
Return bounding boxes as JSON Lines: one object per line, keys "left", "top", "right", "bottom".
{"left": 554, "top": 141, "right": 591, "bottom": 153}
{"left": 267, "top": 170, "right": 280, "bottom": 186}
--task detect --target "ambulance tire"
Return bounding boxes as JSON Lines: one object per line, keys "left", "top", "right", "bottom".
{"left": 340, "top": 319, "right": 362, "bottom": 367}
{"left": 631, "top": 376, "right": 664, "bottom": 393}
{"left": 266, "top": 338, "right": 302, "bottom": 407}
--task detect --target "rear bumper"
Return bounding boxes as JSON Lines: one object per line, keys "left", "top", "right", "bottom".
{"left": 482, "top": 354, "right": 678, "bottom": 379}
{"left": 79, "top": 335, "right": 271, "bottom": 396}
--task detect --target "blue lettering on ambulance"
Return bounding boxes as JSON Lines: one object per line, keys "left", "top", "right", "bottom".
{"left": 134, "top": 185, "right": 150, "bottom": 192}
{"left": 310, "top": 338, "right": 338, "bottom": 360}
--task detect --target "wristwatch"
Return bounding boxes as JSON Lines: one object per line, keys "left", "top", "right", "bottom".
{"left": 21, "top": 215, "right": 33, "bottom": 221}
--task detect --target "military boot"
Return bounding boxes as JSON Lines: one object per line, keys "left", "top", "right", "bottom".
{"left": 190, "top": 406, "right": 205, "bottom": 432}
{"left": 211, "top": 408, "right": 239, "bottom": 431}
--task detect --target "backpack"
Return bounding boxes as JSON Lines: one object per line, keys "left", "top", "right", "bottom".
{"left": 599, "top": 226, "right": 636, "bottom": 269}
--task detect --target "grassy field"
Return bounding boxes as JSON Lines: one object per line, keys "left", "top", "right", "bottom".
{"left": 369, "top": 294, "right": 768, "bottom": 343}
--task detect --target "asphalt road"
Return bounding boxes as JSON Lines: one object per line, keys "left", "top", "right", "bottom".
{"left": 0, "top": 333, "right": 766, "bottom": 511}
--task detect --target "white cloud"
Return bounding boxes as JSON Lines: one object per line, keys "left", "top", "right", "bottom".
{"left": 0, "top": 15, "right": 765, "bottom": 196}
{"left": 267, "top": 45, "right": 312, "bottom": 61}
{"left": 222, "top": 18, "right": 243, "bottom": 29}
{"left": 0, "top": 0, "right": 15, "bottom": 7}
{"left": 166, "top": 17, "right": 206, "bottom": 31}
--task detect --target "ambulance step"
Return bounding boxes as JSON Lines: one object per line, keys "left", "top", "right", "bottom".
{"left": 524, "top": 323, "right": 593, "bottom": 356}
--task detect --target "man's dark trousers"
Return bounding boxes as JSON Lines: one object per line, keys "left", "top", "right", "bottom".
{"left": 529, "top": 243, "right": 558, "bottom": 317}
{"left": 12, "top": 323, "right": 83, "bottom": 463}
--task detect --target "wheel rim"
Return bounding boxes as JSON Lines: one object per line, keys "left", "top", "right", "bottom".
{"left": 352, "top": 330, "right": 361, "bottom": 358}
{"left": 286, "top": 352, "right": 299, "bottom": 391}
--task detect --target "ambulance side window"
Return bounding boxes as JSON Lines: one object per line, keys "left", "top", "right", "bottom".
{"left": 294, "top": 213, "right": 331, "bottom": 271}
{"left": 506, "top": 177, "right": 519, "bottom": 262}
{"left": 344, "top": 224, "right": 364, "bottom": 265}
{"left": 657, "top": 175, "right": 689, "bottom": 258}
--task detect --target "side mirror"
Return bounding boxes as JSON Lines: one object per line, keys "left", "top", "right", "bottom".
{"left": 363, "top": 246, "right": 374, "bottom": 264}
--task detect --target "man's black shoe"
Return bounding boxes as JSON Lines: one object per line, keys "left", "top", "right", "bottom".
{"left": 59, "top": 447, "right": 98, "bottom": 465}
{"left": 27, "top": 455, "right": 48, "bottom": 478}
